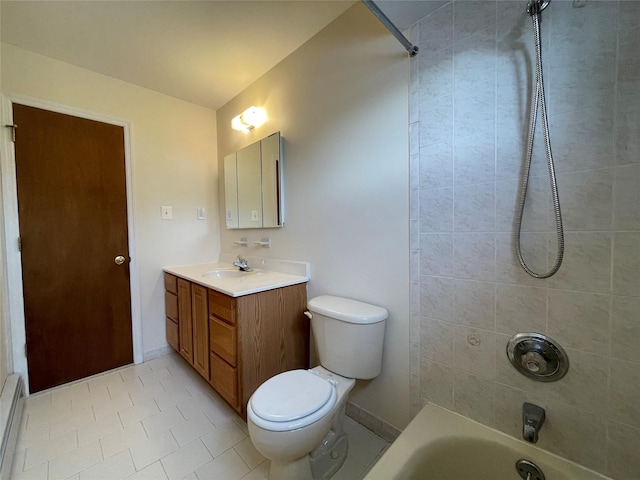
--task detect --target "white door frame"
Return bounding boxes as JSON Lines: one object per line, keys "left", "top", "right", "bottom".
{"left": 0, "top": 93, "right": 143, "bottom": 394}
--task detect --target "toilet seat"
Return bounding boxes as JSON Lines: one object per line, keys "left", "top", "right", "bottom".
{"left": 248, "top": 370, "right": 337, "bottom": 432}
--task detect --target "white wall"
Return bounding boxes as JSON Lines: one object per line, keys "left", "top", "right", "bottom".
{"left": 1, "top": 43, "right": 220, "bottom": 358}
{"left": 0, "top": 3, "right": 10, "bottom": 390}
{"left": 217, "top": 4, "right": 411, "bottom": 429}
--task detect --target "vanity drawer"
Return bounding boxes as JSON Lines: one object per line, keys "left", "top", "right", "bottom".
{"left": 166, "top": 317, "right": 179, "bottom": 351}
{"left": 165, "top": 291, "right": 178, "bottom": 321}
{"left": 210, "top": 352, "right": 238, "bottom": 407}
{"left": 208, "top": 289, "right": 236, "bottom": 324}
{"left": 210, "top": 317, "right": 237, "bottom": 366}
{"left": 164, "top": 273, "right": 178, "bottom": 295}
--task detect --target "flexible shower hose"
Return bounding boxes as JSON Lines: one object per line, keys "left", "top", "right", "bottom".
{"left": 515, "top": 4, "right": 564, "bottom": 279}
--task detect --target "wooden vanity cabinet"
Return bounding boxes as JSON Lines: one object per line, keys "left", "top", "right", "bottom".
{"left": 191, "top": 284, "right": 210, "bottom": 379}
{"left": 163, "top": 273, "right": 179, "bottom": 351}
{"left": 177, "top": 278, "right": 193, "bottom": 363}
{"left": 164, "top": 274, "right": 309, "bottom": 418}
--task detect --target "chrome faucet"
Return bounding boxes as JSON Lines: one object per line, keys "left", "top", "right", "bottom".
{"left": 523, "top": 402, "right": 545, "bottom": 444}
{"left": 233, "top": 255, "right": 252, "bottom": 272}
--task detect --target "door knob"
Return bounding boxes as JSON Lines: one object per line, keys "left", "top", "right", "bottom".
{"left": 115, "top": 255, "right": 126, "bottom": 265}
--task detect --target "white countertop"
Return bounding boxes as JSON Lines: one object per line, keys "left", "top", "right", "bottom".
{"left": 163, "top": 256, "right": 310, "bottom": 297}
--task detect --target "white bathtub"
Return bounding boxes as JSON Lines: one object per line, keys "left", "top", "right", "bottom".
{"left": 364, "top": 403, "right": 611, "bottom": 480}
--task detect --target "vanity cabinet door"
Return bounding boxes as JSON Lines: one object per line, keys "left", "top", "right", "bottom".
{"left": 210, "top": 352, "right": 238, "bottom": 408}
{"left": 192, "top": 284, "right": 210, "bottom": 379}
{"left": 210, "top": 317, "right": 237, "bottom": 367}
{"left": 164, "top": 274, "right": 179, "bottom": 351}
{"left": 177, "top": 278, "right": 193, "bottom": 364}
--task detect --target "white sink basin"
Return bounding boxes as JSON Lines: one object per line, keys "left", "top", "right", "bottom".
{"left": 202, "top": 270, "right": 255, "bottom": 279}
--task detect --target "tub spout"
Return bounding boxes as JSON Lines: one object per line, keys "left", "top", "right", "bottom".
{"left": 522, "top": 402, "right": 545, "bottom": 444}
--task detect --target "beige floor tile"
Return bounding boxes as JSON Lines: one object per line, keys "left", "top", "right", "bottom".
{"left": 346, "top": 423, "right": 389, "bottom": 466}
{"left": 88, "top": 372, "right": 124, "bottom": 393}
{"left": 160, "top": 440, "right": 212, "bottom": 480}
{"left": 153, "top": 384, "right": 192, "bottom": 412}
{"left": 23, "top": 429, "right": 77, "bottom": 471}
{"left": 129, "top": 431, "right": 179, "bottom": 471}
{"left": 233, "top": 437, "right": 265, "bottom": 470}
{"left": 118, "top": 363, "right": 153, "bottom": 382}
{"left": 25, "top": 398, "right": 72, "bottom": 427}
{"left": 127, "top": 382, "right": 166, "bottom": 406}
{"left": 176, "top": 394, "right": 235, "bottom": 427}
{"left": 49, "top": 406, "right": 95, "bottom": 438}
{"left": 123, "top": 461, "right": 167, "bottom": 480}
{"left": 50, "top": 382, "right": 90, "bottom": 407}
{"left": 9, "top": 461, "right": 48, "bottom": 480}
{"left": 93, "top": 392, "right": 133, "bottom": 420}
{"left": 200, "top": 423, "right": 247, "bottom": 458}
{"left": 48, "top": 441, "right": 102, "bottom": 479}
{"left": 195, "top": 449, "right": 249, "bottom": 480}
{"left": 107, "top": 378, "right": 145, "bottom": 398}
{"left": 141, "top": 406, "right": 185, "bottom": 438}
{"left": 240, "top": 460, "right": 269, "bottom": 480}
{"left": 169, "top": 412, "right": 215, "bottom": 447}
{"left": 9, "top": 448, "right": 27, "bottom": 477}
{"left": 16, "top": 419, "right": 50, "bottom": 451}
{"left": 78, "top": 413, "right": 123, "bottom": 446}
{"left": 79, "top": 450, "right": 136, "bottom": 480}
{"left": 100, "top": 422, "right": 147, "bottom": 459}
{"left": 139, "top": 367, "right": 173, "bottom": 387}
{"left": 71, "top": 386, "right": 111, "bottom": 411}
{"left": 118, "top": 399, "right": 160, "bottom": 427}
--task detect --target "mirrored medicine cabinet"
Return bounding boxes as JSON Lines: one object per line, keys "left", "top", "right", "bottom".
{"left": 224, "top": 131, "right": 283, "bottom": 229}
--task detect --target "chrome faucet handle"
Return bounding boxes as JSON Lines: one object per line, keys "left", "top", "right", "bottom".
{"left": 233, "top": 255, "right": 252, "bottom": 272}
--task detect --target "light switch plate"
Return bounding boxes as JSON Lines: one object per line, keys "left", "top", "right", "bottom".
{"left": 161, "top": 206, "right": 173, "bottom": 220}
{"left": 197, "top": 207, "right": 206, "bottom": 220}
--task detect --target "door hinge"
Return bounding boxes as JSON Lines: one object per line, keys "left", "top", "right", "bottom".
{"left": 18, "top": 237, "right": 21, "bottom": 252}
{"left": 5, "top": 124, "right": 17, "bottom": 143}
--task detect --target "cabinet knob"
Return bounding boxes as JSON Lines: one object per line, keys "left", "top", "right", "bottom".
{"left": 115, "top": 255, "right": 126, "bottom": 265}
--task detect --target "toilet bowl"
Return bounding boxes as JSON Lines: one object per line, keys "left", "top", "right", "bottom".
{"left": 248, "top": 367, "right": 355, "bottom": 480}
{"left": 247, "top": 295, "right": 387, "bottom": 480}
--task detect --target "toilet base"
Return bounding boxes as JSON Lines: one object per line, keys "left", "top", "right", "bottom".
{"left": 269, "top": 456, "right": 313, "bottom": 480}
{"left": 309, "top": 431, "right": 348, "bottom": 480}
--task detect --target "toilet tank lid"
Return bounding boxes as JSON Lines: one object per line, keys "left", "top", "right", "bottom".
{"left": 307, "top": 295, "right": 388, "bottom": 324}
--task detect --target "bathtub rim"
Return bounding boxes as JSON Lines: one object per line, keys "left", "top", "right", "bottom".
{"left": 363, "top": 402, "right": 612, "bottom": 480}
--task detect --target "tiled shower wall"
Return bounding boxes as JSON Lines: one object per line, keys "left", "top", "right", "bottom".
{"left": 408, "top": 2, "right": 640, "bottom": 478}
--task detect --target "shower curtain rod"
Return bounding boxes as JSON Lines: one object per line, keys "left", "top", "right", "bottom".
{"left": 362, "top": 0, "right": 419, "bottom": 57}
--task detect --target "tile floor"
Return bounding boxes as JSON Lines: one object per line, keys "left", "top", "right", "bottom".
{"left": 9, "top": 353, "right": 389, "bottom": 480}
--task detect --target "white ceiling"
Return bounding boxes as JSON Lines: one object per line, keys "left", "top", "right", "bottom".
{"left": 1, "top": 1, "right": 445, "bottom": 111}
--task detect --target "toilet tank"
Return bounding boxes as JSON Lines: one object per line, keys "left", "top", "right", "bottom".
{"left": 307, "top": 295, "right": 388, "bottom": 380}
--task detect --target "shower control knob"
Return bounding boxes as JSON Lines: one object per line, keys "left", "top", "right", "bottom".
{"left": 507, "top": 333, "right": 569, "bottom": 382}
{"left": 521, "top": 351, "right": 547, "bottom": 374}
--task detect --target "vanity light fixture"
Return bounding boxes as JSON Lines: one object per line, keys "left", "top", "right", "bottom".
{"left": 231, "top": 106, "right": 266, "bottom": 132}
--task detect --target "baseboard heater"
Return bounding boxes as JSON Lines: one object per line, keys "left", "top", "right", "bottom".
{"left": 0, "top": 375, "right": 24, "bottom": 480}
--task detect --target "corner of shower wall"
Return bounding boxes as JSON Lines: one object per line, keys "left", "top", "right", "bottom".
{"left": 407, "top": 18, "right": 423, "bottom": 419}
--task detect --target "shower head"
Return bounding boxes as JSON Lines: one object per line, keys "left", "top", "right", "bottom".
{"left": 527, "top": 0, "right": 550, "bottom": 16}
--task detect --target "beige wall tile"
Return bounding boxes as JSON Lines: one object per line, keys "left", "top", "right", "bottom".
{"left": 611, "top": 296, "right": 640, "bottom": 363}
{"left": 609, "top": 359, "right": 640, "bottom": 428}
{"left": 453, "top": 326, "right": 496, "bottom": 379}
{"left": 547, "top": 289, "right": 611, "bottom": 355}
{"left": 496, "top": 284, "right": 547, "bottom": 335}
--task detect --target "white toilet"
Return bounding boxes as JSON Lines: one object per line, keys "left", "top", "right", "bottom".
{"left": 247, "top": 295, "right": 388, "bottom": 480}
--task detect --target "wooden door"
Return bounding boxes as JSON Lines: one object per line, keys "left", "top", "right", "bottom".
{"left": 191, "top": 284, "right": 209, "bottom": 379}
{"left": 178, "top": 278, "right": 193, "bottom": 363}
{"left": 13, "top": 104, "right": 133, "bottom": 393}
